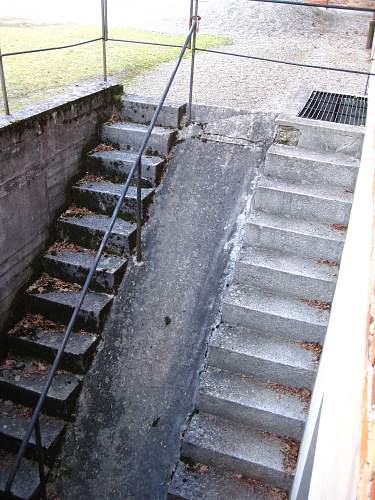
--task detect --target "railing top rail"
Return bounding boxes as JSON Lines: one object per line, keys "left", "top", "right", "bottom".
{"left": 247, "top": 0, "right": 375, "bottom": 12}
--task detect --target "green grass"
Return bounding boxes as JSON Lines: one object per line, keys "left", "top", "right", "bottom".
{"left": 0, "top": 24, "right": 231, "bottom": 112}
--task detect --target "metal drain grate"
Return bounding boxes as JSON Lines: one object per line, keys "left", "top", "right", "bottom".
{"left": 298, "top": 91, "right": 367, "bottom": 126}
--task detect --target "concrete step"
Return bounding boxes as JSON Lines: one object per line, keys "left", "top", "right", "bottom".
{"left": 27, "top": 289, "right": 113, "bottom": 333}
{"left": 57, "top": 214, "right": 137, "bottom": 256}
{"left": 0, "top": 356, "right": 81, "bottom": 418}
{"left": 276, "top": 90, "right": 364, "bottom": 159}
{"left": 197, "top": 367, "right": 307, "bottom": 440}
{"left": 208, "top": 324, "right": 317, "bottom": 389}
{"left": 265, "top": 144, "right": 359, "bottom": 189}
{"left": 0, "top": 400, "right": 65, "bottom": 461}
{"left": 102, "top": 122, "right": 177, "bottom": 156}
{"left": 0, "top": 450, "right": 41, "bottom": 500}
{"left": 72, "top": 181, "right": 154, "bottom": 222}
{"left": 169, "top": 460, "right": 287, "bottom": 499}
{"left": 253, "top": 178, "right": 353, "bottom": 225}
{"left": 244, "top": 210, "right": 346, "bottom": 262}
{"left": 222, "top": 284, "right": 329, "bottom": 343}
{"left": 42, "top": 250, "right": 127, "bottom": 293}
{"left": 182, "top": 413, "right": 294, "bottom": 491}
{"left": 6, "top": 324, "right": 98, "bottom": 374}
{"left": 234, "top": 246, "right": 337, "bottom": 302}
{"left": 121, "top": 94, "right": 186, "bottom": 128}
{"left": 86, "top": 150, "right": 166, "bottom": 187}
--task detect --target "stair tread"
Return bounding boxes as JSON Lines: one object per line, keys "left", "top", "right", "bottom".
{"left": 0, "top": 450, "right": 40, "bottom": 500}
{"left": 237, "top": 246, "right": 338, "bottom": 283}
{"left": 0, "top": 400, "right": 65, "bottom": 451}
{"left": 59, "top": 214, "right": 136, "bottom": 236}
{"left": 200, "top": 367, "right": 307, "bottom": 423}
{"left": 210, "top": 324, "right": 317, "bottom": 373}
{"left": 247, "top": 210, "right": 346, "bottom": 242}
{"left": 103, "top": 121, "right": 174, "bottom": 136}
{"left": 224, "top": 284, "right": 330, "bottom": 327}
{"left": 258, "top": 177, "right": 353, "bottom": 203}
{"left": 122, "top": 93, "right": 184, "bottom": 109}
{"left": 88, "top": 149, "right": 164, "bottom": 167}
{"left": 73, "top": 182, "right": 154, "bottom": 201}
{"left": 7, "top": 326, "right": 97, "bottom": 357}
{"left": 28, "top": 290, "right": 113, "bottom": 313}
{"left": 169, "top": 460, "right": 285, "bottom": 500}
{"left": 183, "top": 413, "right": 291, "bottom": 477}
{"left": 43, "top": 250, "right": 126, "bottom": 274}
{"left": 0, "top": 357, "right": 81, "bottom": 402}
{"left": 268, "top": 143, "right": 360, "bottom": 168}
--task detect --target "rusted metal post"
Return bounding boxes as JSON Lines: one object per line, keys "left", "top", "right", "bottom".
{"left": 188, "top": 0, "right": 194, "bottom": 49}
{"left": 0, "top": 47, "right": 10, "bottom": 115}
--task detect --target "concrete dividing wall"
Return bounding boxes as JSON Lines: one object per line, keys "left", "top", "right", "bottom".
{"left": 291, "top": 63, "right": 375, "bottom": 499}
{"left": 0, "top": 82, "right": 123, "bottom": 334}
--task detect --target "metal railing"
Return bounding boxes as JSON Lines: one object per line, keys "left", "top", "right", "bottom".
{"left": 4, "top": 13, "right": 198, "bottom": 498}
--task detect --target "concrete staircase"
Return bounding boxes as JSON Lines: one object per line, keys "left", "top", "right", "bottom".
{"left": 169, "top": 109, "right": 362, "bottom": 498}
{"left": 0, "top": 95, "right": 185, "bottom": 499}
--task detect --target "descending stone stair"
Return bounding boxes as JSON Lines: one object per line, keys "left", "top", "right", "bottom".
{"left": 169, "top": 105, "right": 363, "bottom": 498}
{"left": 0, "top": 95, "right": 185, "bottom": 498}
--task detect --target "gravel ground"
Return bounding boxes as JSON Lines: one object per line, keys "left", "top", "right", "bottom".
{"left": 127, "top": 1, "right": 372, "bottom": 112}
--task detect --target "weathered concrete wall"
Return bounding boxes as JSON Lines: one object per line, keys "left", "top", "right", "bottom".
{"left": 0, "top": 82, "right": 123, "bottom": 334}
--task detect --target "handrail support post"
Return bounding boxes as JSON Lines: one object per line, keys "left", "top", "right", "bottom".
{"left": 136, "top": 158, "right": 142, "bottom": 262}
{"left": 101, "top": 0, "right": 108, "bottom": 82}
{"left": 0, "top": 47, "right": 10, "bottom": 115}
{"left": 188, "top": 0, "right": 199, "bottom": 124}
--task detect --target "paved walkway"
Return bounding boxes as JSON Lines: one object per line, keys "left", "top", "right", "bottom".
{"left": 128, "top": 1, "right": 371, "bottom": 112}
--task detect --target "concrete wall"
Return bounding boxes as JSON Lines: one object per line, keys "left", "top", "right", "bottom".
{"left": 0, "top": 81, "right": 123, "bottom": 334}
{"left": 291, "top": 59, "right": 375, "bottom": 499}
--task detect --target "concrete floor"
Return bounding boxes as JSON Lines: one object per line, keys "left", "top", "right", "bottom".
{"left": 53, "top": 110, "right": 276, "bottom": 499}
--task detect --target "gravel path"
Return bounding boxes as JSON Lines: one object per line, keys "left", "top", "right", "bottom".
{"left": 127, "top": 1, "right": 372, "bottom": 112}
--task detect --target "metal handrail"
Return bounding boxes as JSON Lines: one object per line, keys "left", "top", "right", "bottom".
{"left": 4, "top": 19, "right": 197, "bottom": 497}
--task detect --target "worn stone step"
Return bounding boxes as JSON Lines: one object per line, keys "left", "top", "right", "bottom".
{"left": 169, "top": 460, "right": 287, "bottom": 499}
{"left": 208, "top": 324, "right": 318, "bottom": 389}
{"left": 0, "top": 400, "right": 65, "bottom": 461}
{"left": 102, "top": 122, "right": 177, "bottom": 156}
{"left": 7, "top": 325, "right": 98, "bottom": 374}
{"left": 121, "top": 94, "right": 186, "bottom": 128}
{"left": 222, "top": 284, "right": 329, "bottom": 343}
{"left": 0, "top": 450, "right": 42, "bottom": 500}
{"left": 72, "top": 181, "right": 154, "bottom": 221}
{"left": 42, "top": 250, "right": 127, "bottom": 293}
{"left": 86, "top": 150, "right": 166, "bottom": 187}
{"left": 57, "top": 214, "right": 137, "bottom": 256}
{"left": 0, "top": 357, "right": 81, "bottom": 418}
{"left": 253, "top": 178, "right": 353, "bottom": 225}
{"left": 244, "top": 210, "right": 346, "bottom": 262}
{"left": 182, "top": 413, "right": 294, "bottom": 491}
{"left": 234, "top": 246, "right": 337, "bottom": 302}
{"left": 265, "top": 144, "right": 359, "bottom": 189}
{"left": 197, "top": 367, "right": 307, "bottom": 440}
{"left": 27, "top": 289, "right": 113, "bottom": 333}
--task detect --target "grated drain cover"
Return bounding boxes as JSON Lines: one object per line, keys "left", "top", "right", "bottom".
{"left": 298, "top": 90, "right": 367, "bottom": 126}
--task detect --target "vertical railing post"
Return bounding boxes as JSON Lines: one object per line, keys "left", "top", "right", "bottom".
{"left": 34, "top": 419, "right": 47, "bottom": 500}
{"left": 188, "top": 0, "right": 199, "bottom": 124}
{"left": 0, "top": 47, "right": 10, "bottom": 115}
{"left": 136, "top": 158, "right": 142, "bottom": 262}
{"left": 101, "top": 0, "right": 108, "bottom": 82}
{"left": 188, "top": 0, "right": 194, "bottom": 50}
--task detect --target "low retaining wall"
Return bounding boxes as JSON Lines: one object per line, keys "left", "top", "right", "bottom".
{"left": 0, "top": 81, "right": 123, "bottom": 335}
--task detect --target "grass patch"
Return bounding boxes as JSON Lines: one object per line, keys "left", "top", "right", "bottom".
{"left": 0, "top": 24, "right": 231, "bottom": 112}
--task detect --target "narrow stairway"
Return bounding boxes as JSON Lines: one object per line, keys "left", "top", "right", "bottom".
{"left": 169, "top": 111, "right": 361, "bottom": 498}
{"left": 0, "top": 95, "right": 186, "bottom": 499}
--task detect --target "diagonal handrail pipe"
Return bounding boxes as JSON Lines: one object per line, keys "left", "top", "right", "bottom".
{"left": 5, "top": 19, "right": 197, "bottom": 496}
